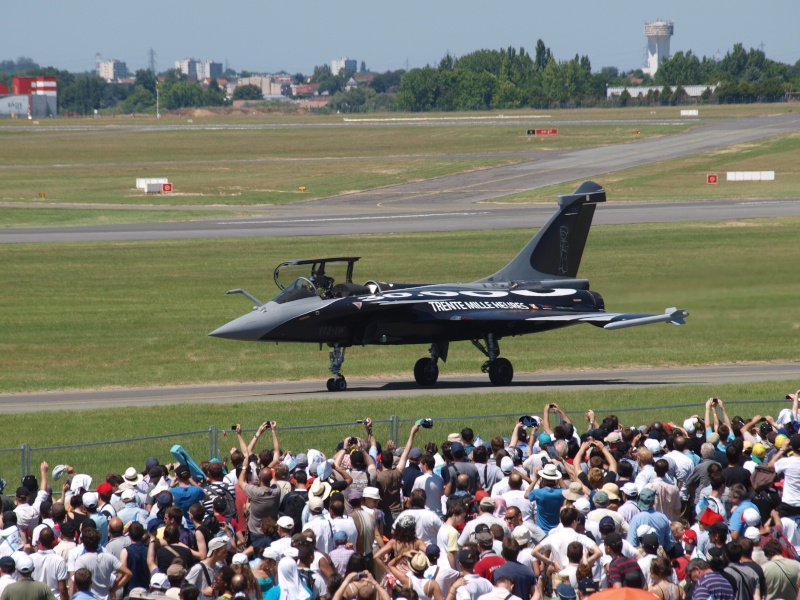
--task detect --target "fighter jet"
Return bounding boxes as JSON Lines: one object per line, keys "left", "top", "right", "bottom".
{"left": 210, "top": 181, "right": 688, "bottom": 391}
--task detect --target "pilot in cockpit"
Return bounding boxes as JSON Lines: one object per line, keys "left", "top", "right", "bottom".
{"left": 309, "top": 269, "right": 335, "bottom": 298}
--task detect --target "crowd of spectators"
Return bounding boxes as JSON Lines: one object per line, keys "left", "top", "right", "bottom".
{"left": 2, "top": 393, "right": 800, "bottom": 600}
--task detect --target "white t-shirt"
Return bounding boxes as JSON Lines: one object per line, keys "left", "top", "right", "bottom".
{"left": 537, "top": 528, "right": 598, "bottom": 570}
{"left": 456, "top": 574, "right": 494, "bottom": 600}
{"left": 74, "top": 551, "right": 122, "bottom": 600}
{"left": 331, "top": 516, "right": 358, "bottom": 547}
{"left": 412, "top": 473, "right": 445, "bottom": 516}
{"left": 31, "top": 549, "right": 69, "bottom": 597}
{"left": 394, "top": 509, "right": 443, "bottom": 546}
{"left": 775, "top": 456, "right": 800, "bottom": 506}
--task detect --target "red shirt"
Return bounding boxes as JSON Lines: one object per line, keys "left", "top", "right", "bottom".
{"left": 474, "top": 553, "right": 505, "bottom": 584}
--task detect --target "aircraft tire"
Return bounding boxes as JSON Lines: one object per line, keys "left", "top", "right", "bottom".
{"left": 326, "top": 378, "right": 336, "bottom": 391}
{"left": 488, "top": 358, "right": 513, "bottom": 386}
{"left": 414, "top": 357, "right": 439, "bottom": 386}
{"left": 335, "top": 377, "right": 347, "bottom": 392}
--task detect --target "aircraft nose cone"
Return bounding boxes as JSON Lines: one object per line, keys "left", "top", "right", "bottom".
{"left": 208, "top": 312, "right": 268, "bottom": 341}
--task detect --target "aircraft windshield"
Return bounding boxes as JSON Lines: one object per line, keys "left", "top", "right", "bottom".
{"left": 274, "top": 258, "right": 360, "bottom": 295}
{"left": 271, "top": 278, "right": 318, "bottom": 305}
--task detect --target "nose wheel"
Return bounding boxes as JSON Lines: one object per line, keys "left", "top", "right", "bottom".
{"left": 413, "top": 343, "right": 448, "bottom": 387}
{"left": 326, "top": 344, "right": 347, "bottom": 392}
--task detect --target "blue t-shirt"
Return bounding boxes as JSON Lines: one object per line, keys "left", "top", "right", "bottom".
{"left": 527, "top": 487, "right": 565, "bottom": 533}
{"left": 265, "top": 584, "right": 313, "bottom": 600}
{"left": 729, "top": 500, "right": 759, "bottom": 535}
{"left": 171, "top": 485, "right": 206, "bottom": 513}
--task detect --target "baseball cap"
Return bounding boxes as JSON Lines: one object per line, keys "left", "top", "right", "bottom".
{"left": 97, "top": 482, "right": 113, "bottom": 496}
{"left": 621, "top": 482, "right": 638, "bottom": 497}
{"left": 175, "top": 464, "right": 190, "bottom": 478}
{"left": 709, "top": 522, "right": 729, "bottom": 537}
{"left": 82, "top": 492, "right": 98, "bottom": 508}
{"left": 641, "top": 533, "right": 659, "bottom": 550}
{"left": 150, "top": 573, "right": 170, "bottom": 590}
{"left": 408, "top": 448, "right": 423, "bottom": 460}
{"left": 604, "top": 532, "right": 622, "bottom": 546}
{"left": 121, "top": 489, "right": 137, "bottom": 502}
{"left": 644, "top": 438, "right": 661, "bottom": 454}
{"left": 333, "top": 530, "right": 348, "bottom": 543}
{"left": 593, "top": 491, "right": 610, "bottom": 507}
{"left": 707, "top": 432, "right": 721, "bottom": 445}
{"left": 475, "top": 531, "right": 494, "bottom": 547}
{"left": 683, "top": 418, "right": 697, "bottom": 434}
{"left": 457, "top": 548, "right": 478, "bottom": 565}
{"left": 295, "top": 453, "right": 309, "bottom": 468}
{"left": 744, "top": 526, "right": 761, "bottom": 541}
{"left": 276, "top": 516, "right": 294, "bottom": 530}
{"left": 156, "top": 492, "right": 172, "bottom": 507}
{"left": 425, "top": 544, "right": 441, "bottom": 559}
{"left": 0, "top": 557, "right": 14, "bottom": 570}
{"left": 556, "top": 583, "right": 577, "bottom": 600}
{"left": 538, "top": 433, "right": 552, "bottom": 446}
{"left": 742, "top": 508, "right": 761, "bottom": 526}
{"left": 52, "top": 465, "right": 67, "bottom": 481}
{"left": 752, "top": 443, "right": 767, "bottom": 460}
{"left": 605, "top": 431, "right": 622, "bottom": 444}
{"left": 347, "top": 487, "right": 363, "bottom": 502}
{"left": 500, "top": 456, "right": 514, "bottom": 473}
{"left": 166, "top": 564, "right": 187, "bottom": 578}
{"left": 262, "top": 548, "right": 281, "bottom": 561}
{"left": 479, "top": 496, "right": 495, "bottom": 510}
{"left": 450, "top": 442, "right": 465, "bottom": 455}
{"left": 231, "top": 553, "right": 249, "bottom": 565}
{"left": 207, "top": 537, "right": 228, "bottom": 556}
{"left": 512, "top": 525, "right": 532, "bottom": 546}
{"left": 599, "top": 516, "right": 616, "bottom": 534}
{"left": 578, "top": 578, "right": 597, "bottom": 594}
{"left": 15, "top": 554, "right": 34, "bottom": 574}
{"left": 574, "top": 498, "right": 591, "bottom": 514}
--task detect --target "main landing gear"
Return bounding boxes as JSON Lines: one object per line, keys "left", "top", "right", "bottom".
{"left": 473, "top": 333, "right": 514, "bottom": 386}
{"left": 326, "top": 344, "right": 347, "bottom": 392}
{"left": 413, "top": 343, "right": 448, "bottom": 386}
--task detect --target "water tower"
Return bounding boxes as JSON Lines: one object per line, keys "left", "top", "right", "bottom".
{"left": 643, "top": 20, "right": 674, "bottom": 76}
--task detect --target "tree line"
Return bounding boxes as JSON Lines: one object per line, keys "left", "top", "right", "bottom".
{"left": 1, "top": 42, "right": 798, "bottom": 116}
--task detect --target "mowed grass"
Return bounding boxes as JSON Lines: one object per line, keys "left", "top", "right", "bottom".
{"left": 502, "top": 131, "right": 800, "bottom": 202}
{"left": 1, "top": 382, "right": 797, "bottom": 487}
{"left": 0, "top": 208, "right": 251, "bottom": 228}
{"left": 1, "top": 217, "right": 799, "bottom": 393}
{"left": 0, "top": 123, "right": 689, "bottom": 211}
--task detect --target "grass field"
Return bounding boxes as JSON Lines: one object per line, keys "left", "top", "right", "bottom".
{"left": 1, "top": 382, "right": 797, "bottom": 489}
{"left": 2, "top": 217, "right": 799, "bottom": 393}
{"left": 0, "top": 207, "right": 251, "bottom": 228}
{"left": 501, "top": 131, "right": 800, "bottom": 202}
{"left": 0, "top": 122, "right": 690, "bottom": 216}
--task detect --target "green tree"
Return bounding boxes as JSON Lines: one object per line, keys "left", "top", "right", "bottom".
{"left": 232, "top": 84, "right": 262, "bottom": 101}
{"left": 204, "top": 79, "right": 226, "bottom": 106}
{"left": 618, "top": 89, "right": 631, "bottom": 107}
{"left": 134, "top": 69, "right": 157, "bottom": 94}
{"left": 119, "top": 85, "right": 156, "bottom": 113}
{"left": 162, "top": 81, "right": 204, "bottom": 109}
{"left": 534, "top": 39, "right": 551, "bottom": 70}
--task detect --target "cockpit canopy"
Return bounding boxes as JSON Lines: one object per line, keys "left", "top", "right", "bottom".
{"left": 272, "top": 257, "right": 364, "bottom": 302}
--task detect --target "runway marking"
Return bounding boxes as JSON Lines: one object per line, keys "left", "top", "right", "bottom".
{"left": 215, "top": 212, "right": 489, "bottom": 226}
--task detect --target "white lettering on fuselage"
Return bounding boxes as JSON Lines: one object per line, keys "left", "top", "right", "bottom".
{"left": 428, "top": 301, "right": 531, "bottom": 312}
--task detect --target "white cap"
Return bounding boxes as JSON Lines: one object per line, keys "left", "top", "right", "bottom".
{"left": 276, "top": 516, "right": 294, "bottom": 530}
{"left": 82, "top": 492, "right": 98, "bottom": 508}
{"left": 621, "top": 482, "right": 639, "bottom": 497}
{"left": 683, "top": 418, "right": 697, "bottom": 434}
{"left": 150, "top": 573, "right": 170, "bottom": 590}
{"left": 500, "top": 456, "right": 514, "bottom": 473}
{"left": 644, "top": 439, "right": 661, "bottom": 454}
{"left": 363, "top": 486, "right": 380, "bottom": 500}
{"left": 121, "top": 489, "right": 137, "bottom": 502}
{"left": 262, "top": 548, "right": 281, "bottom": 561}
{"left": 232, "top": 553, "right": 249, "bottom": 565}
{"left": 742, "top": 507, "right": 761, "bottom": 526}
{"left": 744, "top": 526, "right": 761, "bottom": 541}
{"left": 637, "top": 524, "right": 656, "bottom": 538}
{"left": 573, "top": 498, "right": 591, "bottom": 514}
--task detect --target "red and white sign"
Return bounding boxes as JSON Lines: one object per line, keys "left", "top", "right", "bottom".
{"left": 707, "top": 174, "right": 718, "bottom": 185}
{"left": 535, "top": 128, "right": 558, "bottom": 136}
{"left": 162, "top": 183, "right": 173, "bottom": 193}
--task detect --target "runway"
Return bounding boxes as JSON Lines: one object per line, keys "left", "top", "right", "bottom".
{"left": 4, "top": 112, "right": 800, "bottom": 244}
{"left": 0, "top": 362, "right": 797, "bottom": 413}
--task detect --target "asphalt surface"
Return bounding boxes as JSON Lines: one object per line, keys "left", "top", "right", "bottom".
{"left": 1, "top": 363, "right": 797, "bottom": 414}
{"left": 4, "top": 112, "right": 800, "bottom": 244}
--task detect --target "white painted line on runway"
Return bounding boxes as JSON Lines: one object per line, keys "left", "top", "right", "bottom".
{"left": 736, "top": 200, "right": 800, "bottom": 206}
{"left": 215, "top": 212, "right": 490, "bottom": 226}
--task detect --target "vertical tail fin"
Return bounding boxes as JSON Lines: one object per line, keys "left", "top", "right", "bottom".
{"left": 478, "top": 181, "right": 606, "bottom": 283}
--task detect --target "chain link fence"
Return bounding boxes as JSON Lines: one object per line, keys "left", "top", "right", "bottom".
{"left": 1, "top": 399, "right": 789, "bottom": 487}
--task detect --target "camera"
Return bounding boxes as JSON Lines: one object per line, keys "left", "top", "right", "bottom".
{"left": 787, "top": 395, "right": 794, "bottom": 400}
{"left": 349, "top": 437, "right": 357, "bottom": 445}
{"left": 354, "top": 572, "right": 368, "bottom": 581}
{"left": 231, "top": 425, "right": 237, "bottom": 431}
{"left": 265, "top": 422, "right": 272, "bottom": 430}
{"left": 550, "top": 404, "right": 557, "bottom": 409}
{"left": 760, "top": 417, "right": 768, "bottom": 422}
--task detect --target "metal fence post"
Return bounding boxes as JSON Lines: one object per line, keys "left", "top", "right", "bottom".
{"left": 209, "top": 426, "right": 215, "bottom": 460}
{"left": 21, "top": 445, "right": 27, "bottom": 480}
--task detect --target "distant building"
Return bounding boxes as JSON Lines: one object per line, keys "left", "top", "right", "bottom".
{"left": 345, "top": 77, "right": 358, "bottom": 90}
{"left": 175, "top": 58, "right": 199, "bottom": 79}
{"left": 196, "top": 61, "right": 223, "bottom": 81}
{"left": 233, "top": 76, "right": 287, "bottom": 98}
{"left": 331, "top": 57, "right": 357, "bottom": 76}
{"left": 291, "top": 83, "right": 321, "bottom": 97}
{"left": 606, "top": 84, "right": 717, "bottom": 100}
{"left": 0, "top": 76, "right": 57, "bottom": 118}
{"left": 98, "top": 59, "right": 128, "bottom": 82}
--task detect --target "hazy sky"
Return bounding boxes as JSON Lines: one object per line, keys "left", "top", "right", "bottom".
{"left": 6, "top": 1, "right": 798, "bottom": 75}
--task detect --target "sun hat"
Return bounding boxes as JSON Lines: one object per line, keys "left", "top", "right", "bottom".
{"left": 562, "top": 482, "right": 586, "bottom": 501}
{"left": 538, "top": 463, "right": 562, "bottom": 480}
{"left": 601, "top": 483, "right": 620, "bottom": 501}
{"left": 122, "top": 466, "right": 144, "bottom": 486}
{"left": 410, "top": 553, "right": 430, "bottom": 574}
{"left": 363, "top": 486, "right": 380, "bottom": 500}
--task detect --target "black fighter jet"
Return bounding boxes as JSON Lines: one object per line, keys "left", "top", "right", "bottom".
{"left": 210, "top": 181, "right": 688, "bottom": 391}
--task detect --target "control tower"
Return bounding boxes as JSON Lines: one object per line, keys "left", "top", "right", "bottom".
{"left": 643, "top": 20, "right": 674, "bottom": 76}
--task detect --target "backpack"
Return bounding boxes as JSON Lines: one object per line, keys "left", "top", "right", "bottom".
{"left": 283, "top": 492, "right": 308, "bottom": 535}
{"left": 208, "top": 482, "right": 237, "bottom": 519}
{"left": 771, "top": 528, "right": 800, "bottom": 561}
{"left": 297, "top": 568, "right": 316, "bottom": 599}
